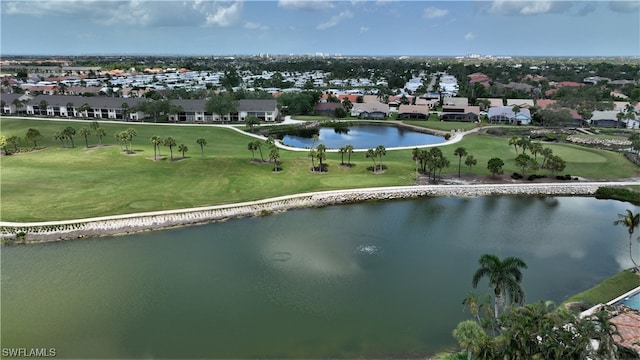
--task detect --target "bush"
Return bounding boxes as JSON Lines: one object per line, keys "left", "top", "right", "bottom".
{"left": 527, "top": 174, "right": 546, "bottom": 181}
{"left": 511, "top": 172, "right": 523, "bottom": 179}
{"left": 594, "top": 187, "right": 640, "bottom": 205}
{"left": 444, "top": 133, "right": 452, "bottom": 140}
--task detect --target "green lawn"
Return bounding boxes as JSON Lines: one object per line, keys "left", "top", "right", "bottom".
{"left": 1, "top": 118, "right": 638, "bottom": 222}
{"left": 564, "top": 270, "right": 640, "bottom": 306}
{"left": 403, "top": 119, "right": 480, "bottom": 132}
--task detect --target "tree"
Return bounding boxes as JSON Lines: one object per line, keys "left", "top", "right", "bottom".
{"left": 344, "top": 144, "right": 354, "bottom": 166}
{"left": 79, "top": 127, "right": 91, "bottom": 148}
{"left": 78, "top": 103, "right": 92, "bottom": 118}
{"left": 614, "top": 209, "right": 640, "bottom": 273}
{"left": 245, "top": 115, "right": 260, "bottom": 131}
{"left": 254, "top": 140, "right": 265, "bottom": 162}
{"left": 452, "top": 320, "right": 487, "bottom": 360}
{"left": 54, "top": 131, "right": 66, "bottom": 147}
{"left": 150, "top": 136, "right": 162, "bottom": 160}
{"left": 508, "top": 136, "right": 521, "bottom": 154}
{"left": 62, "top": 126, "right": 76, "bottom": 148}
{"left": 514, "top": 153, "right": 538, "bottom": 177}
{"left": 205, "top": 93, "right": 238, "bottom": 123}
{"left": 316, "top": 144, "right": 327, "bottom": 172}
{"left": 25, "top": 128, "right": 42, "bottom": 147}
{"left": 540, "top": 147, "right": 553, "bottom": 168}
{"left": 269, "top": 146, "right": 280, "bottom": 172}
{"left": 308, "top": 149, "right": 317, "bottom": 172}
{"left": 338, "top": 146, "right": 347, "bottom": 165}
{"left": 248, "top": 141, "right": 258, "bottom": 161}
{"left": 164, "top": 137, "right": 176, "bottom": 160}
{"left": 38, "top": 99, "right": 48, "bottom": 116}
{"left": 196, "top": 138, "right": 207, "bottom": 158}
{"left": 454, "top": 147, "right": 468, "bottom": 177}
{"left": 529, "top": 142, "right": 543, "bottom": 160}
{"left": 545, "top": 155, "right": 566, "bottom": 175}
{"left": 487, "top": 157, "right": 504, "bottom": 177}
{"left": 0, "top": 135, "right": 6, "bottom": 155}
{"left": 95, "top": 127, "right": 106, "bottom": 146}
{"left": 178, "top": 144, "right": 188, "bottom": 158}
{"left": 465, "top": 155, "right": 477, "bottom": 174}
{"left": 366, "top": 148, "right": 378, "bottom": 172}
{"left": 126, "top": 128, "right": 137, "bottom": 151}
{"left": 7, "top": 135, "right": 20, "bottom": 152}
{"left": 375, "top": 145, "right": 386, "bottom": 172}
{"left": 472, "top": 254, "right": 527, "bottom": 318}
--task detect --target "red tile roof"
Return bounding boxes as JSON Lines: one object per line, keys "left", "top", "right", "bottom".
{"left": 611, "top": 310, "right": 640, "bottom": 355}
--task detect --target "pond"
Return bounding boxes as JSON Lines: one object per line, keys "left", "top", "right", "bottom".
{"left": 1, "top": 196, "right": 635, "bottom": 358}
{"left": 282, "top": 124, "right": 445, "bottom": 149}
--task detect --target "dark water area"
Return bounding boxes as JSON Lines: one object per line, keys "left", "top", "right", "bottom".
{"left": 1, "top": 196, "right": 635, "bottom": 358}
{"left": 282, "top": 124, "right": 444, "bottom": 149}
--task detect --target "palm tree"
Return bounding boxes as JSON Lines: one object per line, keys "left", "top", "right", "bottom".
{"left": 151, "top": 136, "right": 162, "bottom": 160}
{"left": 95, "top": 127, "right": 106, "bottom": 146}
{"left": 452, "top": 320, "right": 487, "bottom": 360}
{"left": 338, "top": 146, "right": 347, "bottom": 165}
{"left": 345, "top": 144, "right": 354, "bottom": 166}
{"left": 164, "top": 137, "right": 176, "bottom": 160}
{"left": 121, "top": 102, "right": 130, "bottom": 122}
{"left": 375, "top": 145, "right": 386, "bottom": 172}
{"left": 316, "top": 144, "right": 327, "bottom": 172}
{"left": 7, "top": 135, "right": 20, "bottom": 152}
{"left": 472, "top": 253, "right": 528, "bottom": 318}
{"left": 66, "top": 102, "right": 74, "bottom": 118}
{"left": 529, "top": 142, "right": 543, "bottom": 160}
{"left": 79, "top": 127, "right": 91, "bottom": 148}
{"left": 308, "top": 149, "right": 317, "bottom": 172}
{"left": 366, "top": 148, "right": 377, "bottom": 172}
{"left": 254, "top": 140, "right": 264, "bottom": 162}
{"left": 614, "top": 209, "right": 640, "bottom": 272}
{"left": 465, "top": 155, "right": 477, "bottom": 173}
{"left": 25, "top": 128, "right": 42, "bottom": 147}
{"left": 269, "top": 146, "right": 280, "bottom": 172}
{"left": 38, "top": 100, "right": 48, "bottom": 116}
{"left": 540, "top": 147, "right": 553, "bottom": 168}
{"left": 454, "top": 147, "right": 467, "bottom": 177}
{"left": 196, "top": 138, "right": 207, "bottom": 158}
{"left": 53, "top": 131, "right": 66, "bottom": 147}
{"left": 178, "top": 144, "right": 188, "bottom": 158}
{"left": 247, "top": 141, "right": 257, "bottom": 161}
{"left": 63, "top": 126, "right": 76, "bottom": 148}
{"left": 508, "top": 136, "right": 521, "bottom": 154}
{"left": 126, "top": 128, "right": 137, "bottom": 152}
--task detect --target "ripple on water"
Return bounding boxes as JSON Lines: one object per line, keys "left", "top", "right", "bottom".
{"left": 356, "top": 244, "right": 382, "bottom": 255}
{"left": 271, "top": 251, "right": 293, "bottom": 262}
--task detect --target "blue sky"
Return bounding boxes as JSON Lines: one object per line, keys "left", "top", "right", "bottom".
{"left": 1, "top": 0, "right": 638, "bottom": 57}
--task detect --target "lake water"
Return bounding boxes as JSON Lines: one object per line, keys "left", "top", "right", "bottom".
{"left": 1, "top": 196, "right": 637, "bottom": 358}
{"left": 282, "top": 124, "right": 444, "bottom": 149}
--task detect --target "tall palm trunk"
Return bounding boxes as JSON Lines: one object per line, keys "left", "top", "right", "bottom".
{"left": 629, "top": 231, "right": 639, "bottom": 272}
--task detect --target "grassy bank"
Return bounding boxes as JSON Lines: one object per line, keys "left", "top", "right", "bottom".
{"left": 564, "top": 269, "right": 640, "bottom": 306}
{"left": 1, "top": 118, "right": 637, "bottom": 222}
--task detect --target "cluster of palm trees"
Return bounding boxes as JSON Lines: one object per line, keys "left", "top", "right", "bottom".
{"left": 412, "top": 147, "right": 451, "bottom": 181}
{"left": 365, "top": 145, "right": 386, "bottom": 173}
{"left": 149, "top": 135, "right": 196, "bottom": 161}
{"left": 509, "top": 136, "right": 566, "bottom": 176}
{"left": 453, "top": 252, "right": 631, "bottom": 359}
{"left": 247, "top": 137, "right": 280, "bottom": 171}
{"left": 115, "top": 128, "right": 137, "bottom": 154}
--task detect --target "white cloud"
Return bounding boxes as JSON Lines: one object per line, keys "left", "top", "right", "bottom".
{"left": 244, "top": 21, "right": 269, "bottom": 31}
{"left": 464, "top": 32, "right": 476, "bottom": 41}
{"left": 1, "top": 0, "right": 244, "bottom": 27}
{"left": 204, "top": 1, "right": 243, "bottom": 27}
{"left": 487, "top": 0, "right": 571, "bottom": 15}
{"left": 316, "top": 10, "right": 354, "bottom": 30}
{"left": 278, "top": 0, "right": 334, "bottom": 11}
{"left": 360, "top": 26, "right": 369, "bottom": 33}
{"left": 423, "top": 6, "right": 449, "bottom": 19}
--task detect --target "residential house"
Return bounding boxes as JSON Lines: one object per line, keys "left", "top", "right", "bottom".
{"left": 488, "top": 106, "right": 532, "bottom": 125}
{"left": 506, "top": 99, "right": 535, "bottom": 108}
{"left": 314, "top": 102, "right": 342, "bottom": 116}
{"left": 590, "top": 110, "right": 623, "bottom": 128}
{"left": 238, "top": 99, "right": 279, "bottom": 122}
{"left": 440, "top": 106, "right": 480, "bottom": 122}
{"left": 350, "top": 101, "right": 389, "bottom": 119}
{"left": 397, "top": 104, "right": 429, "bottom": 119}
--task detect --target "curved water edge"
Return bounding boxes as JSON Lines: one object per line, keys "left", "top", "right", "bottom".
{"left": 1, "top": 182, "right": 636, "bottom": 243}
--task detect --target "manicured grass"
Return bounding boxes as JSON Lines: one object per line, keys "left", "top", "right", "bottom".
{"left": 1, "top": 118, "right": 638, "bottom": 222}
{"left": 404, "top": 120, "right": 480, "bottom": 132}
{"left": 564, "top": 270, "right": 640, "bottom": 306}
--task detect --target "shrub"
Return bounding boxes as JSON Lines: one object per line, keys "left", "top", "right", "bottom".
{"left": 511, "top": 172, "right": 523, "bottom": 179}
{"left": 444, "top": 133, "right": 451, "bottom": 140}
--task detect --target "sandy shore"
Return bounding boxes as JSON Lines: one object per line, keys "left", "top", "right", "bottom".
{"left": 1, "top": 181, "right": 637, "bottom": 244}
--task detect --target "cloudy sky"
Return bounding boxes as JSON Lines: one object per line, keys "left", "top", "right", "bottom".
{"left": 1, "top": 0, "right": 638, "bottom": 57}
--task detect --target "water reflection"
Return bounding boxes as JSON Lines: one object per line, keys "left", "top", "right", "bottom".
{"left": 1, "top": 196, "right": 637, "bottom": 359}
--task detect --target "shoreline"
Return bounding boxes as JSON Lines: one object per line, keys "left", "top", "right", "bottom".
{"left": 1, "top": 182, "right": 637, "bottom": 244}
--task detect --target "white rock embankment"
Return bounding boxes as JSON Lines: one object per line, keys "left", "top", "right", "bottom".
{"left": 0, "top": 182, "right": 634, "bottom": 243}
